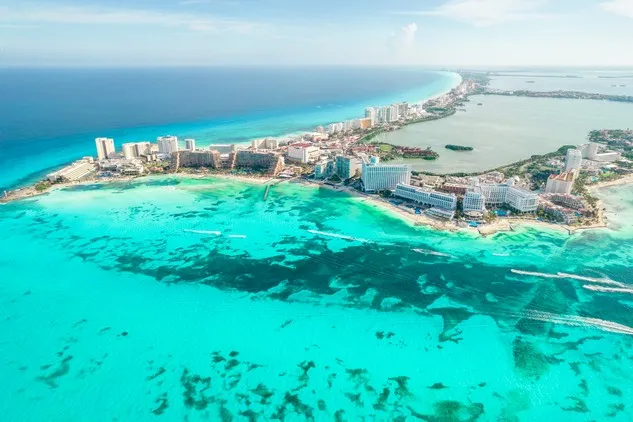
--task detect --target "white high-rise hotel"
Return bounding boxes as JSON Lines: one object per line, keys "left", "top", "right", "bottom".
{"left": 122, "top": 142, "right": 151, "bottom": 160}
{"left": 361, "top": 156, "right": 411, "bottom": 192}
{"left": 95, "top": 137, "right": 115, "bottom": 160}
{"left": 473, "top": 180, "right": 538, "bottom": 213}
{"left": 157, "top": 136, "right": 179, "bottom": 155}
{"left": 565, "top": 149, "right": 583, "bottom": 172}
{"left": 185, "top": 139, "right": 196, "bottom": 151}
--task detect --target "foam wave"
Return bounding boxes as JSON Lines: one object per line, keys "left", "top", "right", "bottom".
{"left": 510, "top": 269, "right": 559, "bottom": 279}
{"left": 583, "top": 285, "right": 633, "bottom": 295}
{"left": 227, "top": 234, "right": 247, "bottom": 239}
{"left": 557, "top": 272, "right": 627, "bottom": 287}
{"left": 413, "top": 248, "right": 452, "bottom": 258}
{"left": 510, "top": 269, "right": 627, "bottom": 288}
{"left": 184, "top": 229, "right": 221, "bottom": 235}
{"left": 307, "top": 229, "right": 370, "bottom": 243}
{"left": 522, "top": 310, "right": 633, "bottom": 335}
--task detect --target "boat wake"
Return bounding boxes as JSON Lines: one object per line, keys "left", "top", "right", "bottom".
{"left": 184, "top": 229, "right": 222, "bottom": 236}
{"left": 228, "top": 234, "right": 247, "bottom": 239}
{"left": 307, "top": 229, "right": 370, "bottom": 243}
{"left": 521, "top": 310, "right": 633, "bottom": 335}
{"left": 510, "top": 269, "right": 559, "bottom": 279}
{"left": 510, "top": 269, "right": 628, "bottom": 288}
{"left": 413, "top": 248, "right": 452, "bottom": 258}
{"left": 583, "top": 285, "right": 633, "bottom": 295}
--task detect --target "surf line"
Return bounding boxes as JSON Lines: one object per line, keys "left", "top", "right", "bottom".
{"left": 184, "top": 229, "right": 222, "bottom": 236}
{"left": 307, "top": 229, "right": 371, "bottom": 243}
{"left": 510, "top": 269, "right": 628, "bottom": 288}
{"left": 412, "top": 248, "right": 452, "bottom": 258}
{"left": 521, "top": 310, "right": 633, "bottom": 336}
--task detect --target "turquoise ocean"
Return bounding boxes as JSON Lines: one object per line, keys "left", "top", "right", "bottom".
{"left": 2, "top": 69, "right": 633, "bottom": 421}
{"left": 1, "top": 177, "right": 633, "bottom": 420}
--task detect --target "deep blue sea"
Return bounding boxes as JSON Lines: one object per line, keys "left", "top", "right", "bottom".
{"left": 0, "top": 67, "right": 459, "bottom": 190}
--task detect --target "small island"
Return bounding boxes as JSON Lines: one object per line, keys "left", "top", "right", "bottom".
{"left": 445, "top": 144, "right": 474, "bottom": 152}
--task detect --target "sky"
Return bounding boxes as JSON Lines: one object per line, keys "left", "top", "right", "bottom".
{"left": 1, "top": 0, "right": 633, "bottom": 67}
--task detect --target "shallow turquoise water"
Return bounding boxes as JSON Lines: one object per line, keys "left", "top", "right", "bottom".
{"left": 1, "top": 177, "right": 633, "bottom": 421}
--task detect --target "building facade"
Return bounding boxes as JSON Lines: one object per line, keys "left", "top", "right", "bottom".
{"left": 335, "top": 156, "right": 361, "bottom": 180}
{"left": 473, "top": 181, "right": 538, "bottom": 212}
{"left": 545, "top": 171, "right": 575, "bottom": 195}
{"left": 157, "top": 136, "right": 179, "bottom": 155}
{"left": 565, "top": 149, "right": 583, "bottom": 171}
{"left": 288, "top": 144, "right": 320, "bottom": 164}
{"left": 185, "top": 139, "right": 196, "bottom": 151}
{"left": 463, "top": 191, "right": 486, "bottom": 212}
{"left": 235, "top": 151, "right": 284, "bottom": 176}
{"left": 122, "top": 142, "right": 151, "bottom": 160}
{"left": 176, "top": 150, "right": 221, "bottom": 168}
{"left": 505, "top": 187, "right": 539, "bottom": 213}
{"left": 95, "top": 137, "right": 116, "bottom": 160}
{"left": 361, "top": 159, "right": 411, "bottom": 192}
{"left": 394, "top": 184, "right": 457, "bottom": 210}
{"left": 47, "top": 158, "right": 96, "bottom": 182}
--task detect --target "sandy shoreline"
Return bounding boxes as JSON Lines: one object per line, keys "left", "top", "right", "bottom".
{"left": 4, "top": 170, "right": 632, "bottom": 238}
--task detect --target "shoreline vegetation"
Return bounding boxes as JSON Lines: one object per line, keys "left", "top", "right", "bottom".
{"left": 4, "top": 70, "right": 633, "bottom": 237}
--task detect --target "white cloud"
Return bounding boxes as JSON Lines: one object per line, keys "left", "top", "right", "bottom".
{"left": 401, "top": 23, "right": 418, "bottom": 47}
{"left": 388, "top": 22, "right": 418, "bottom": 51}
{"left": 0, "top": 4, "right": 259, "bottom": 33}
{"left": 396, "top": 0, "right": 549, "bottom": 26}
{"left": 601, "top": 0, "right": 633, "bottom": 18}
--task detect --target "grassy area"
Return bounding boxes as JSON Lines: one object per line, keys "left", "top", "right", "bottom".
{"left": 34, "top": 181, "right": 52, "bottom": 192}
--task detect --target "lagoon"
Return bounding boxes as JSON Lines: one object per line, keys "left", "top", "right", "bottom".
{"left": 375, "top": 94, "right": 633, "bottom": 174}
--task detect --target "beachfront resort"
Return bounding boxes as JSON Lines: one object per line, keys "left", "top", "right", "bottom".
{"left": 4, "top": 78, "right": 633, "bottom": 234}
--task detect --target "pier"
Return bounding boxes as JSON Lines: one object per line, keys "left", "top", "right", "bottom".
{"left": 263, "top": 184, "right": 271, "bottom": 201}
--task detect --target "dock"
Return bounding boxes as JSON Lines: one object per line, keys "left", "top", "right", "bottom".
{"left": 263, "top": 184, "right": 271, "bottom": 201}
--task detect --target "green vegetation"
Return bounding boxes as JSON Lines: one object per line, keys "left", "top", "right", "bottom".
{"left": 35, "top": 181, "right": 52, "bottom": 192}
{"left": 445, "top": 144, "right": 474, "bottom": 151}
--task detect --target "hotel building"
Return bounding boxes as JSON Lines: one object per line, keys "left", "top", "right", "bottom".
{"left": 545, "top": 171, "right": 575, "bottom": 195}
{"left": 474, "top": 180, "right": 539, "bottom": 213}
{"left": 335, "top": 156, "right": 361, "bottom": 180}
{"left": 122, "top": 142, "right": 151, "bottom": 160}
{"left": 364, "top": 108, "right": 376, "bottom": 126}
{"left": 463, "top": 191, "right": 486, "bottom": 213}
{"left": 185, "top": 139, "right": 196, "bottom": 151}
{"left": 361, "top": 157, "right": 411, "bottom": 192}
{"left": 394, "top": 184, "right": 457, "bottom": 210}
{"left": 47, "top": 158, "right": 96, "bottom": 183}
{"left": 157, "top": 136, "right": 179, "bottom": 155}
{"left": 288, "top": 144, "right": 320, "bottom": 164}
{"left": 235, "top": 150, "right": 284, "bottom": 176}
{"left": 565, "top": 149, "right": 583, "bottom": 172}
{"left": 95, "top": 137, "right": 116, "bottom": 160}
{"left": 505, "top": 187, "right": 539, "bottom": 213}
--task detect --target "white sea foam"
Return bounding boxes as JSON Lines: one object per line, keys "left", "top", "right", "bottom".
{"left": 307, "top": 229, "right": 370, "bottom": 243}
{"left": 523, "top": 310, "right": 633, "bottom": 335}
{"left": 510, "top": 269, "right": 627, "bottom": 288}
{"left": 228, "top": 234, "right": 247, "bottom": 239}
{"left": 413, "top": 248, "right": 452, "bottom": 258}
{"left": 492, "top": 253, "right": 510, "bottom": 257}
{"left": 583, "top": 285, "right": 633, "bottom": 295}
{"left": 184, "top": 229, "right": 222, "bottom": 235}
{"left": 557, "top": 272, "right": 627, "bottom": 287}
{"left": 510, "top": 269, "right": 559, "bottom": 278}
